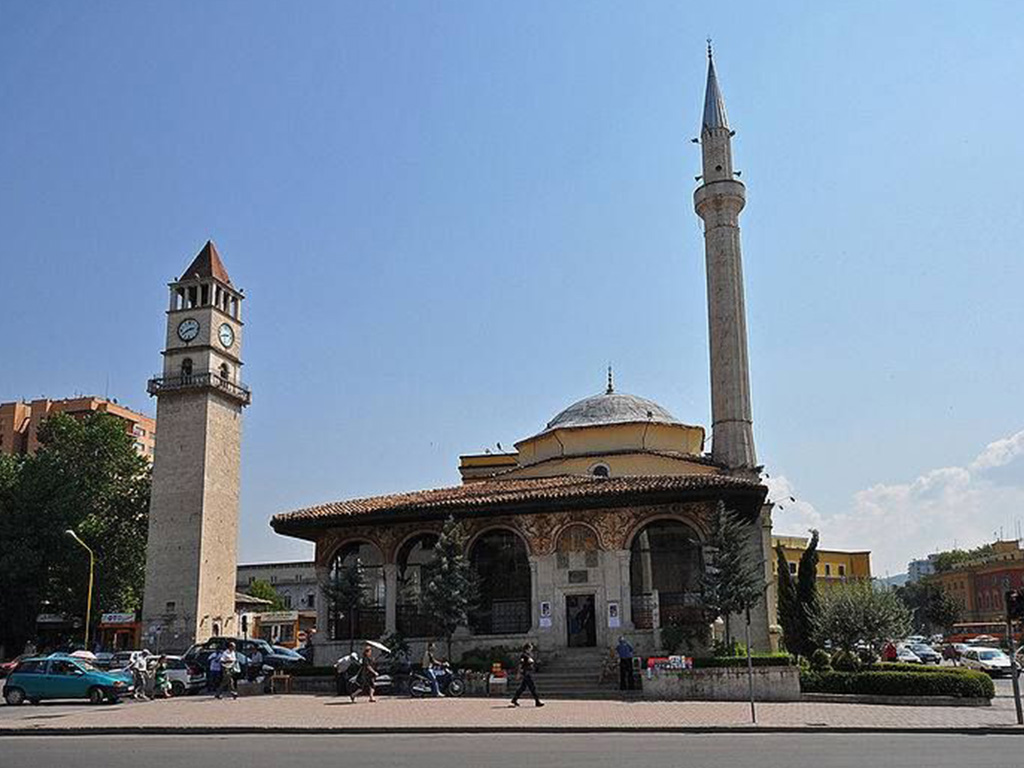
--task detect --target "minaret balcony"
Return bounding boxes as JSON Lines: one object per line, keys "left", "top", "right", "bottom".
{"left": 147, "top": 371, "right": 252, "bottom": 406}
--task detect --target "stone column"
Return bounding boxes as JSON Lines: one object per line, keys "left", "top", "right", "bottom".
{"left": 529, "top": 556, "right": 540, "bottom": 630}
{"left": 384, "top": 563, "right": 398, "bottom": 635}
{"left": 615, "top": 550, "right": 634, "bottom": 629}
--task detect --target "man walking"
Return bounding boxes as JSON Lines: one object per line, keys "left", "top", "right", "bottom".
{"left": 215, "top": 642, "right": 239, "bottom": 700}
{"left": 616, "top": 636, "right": 635, "bottom": 691}
{"left": 131, "top": 653, "right": 149, "bottom": 701}
{"left": 510, "top": 642, "right": 543, "bottom": 708}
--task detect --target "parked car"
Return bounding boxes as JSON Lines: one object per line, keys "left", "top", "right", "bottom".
{"left": 895, "top": 646, "right": 922, "bottom": 664}
{"left": 961, "top": 647, "right": 1013, "bottom": 677}
{"left": 909, "top": 643, "right": 942, "bottom": 664}
{"left": 186, "top": 637, "right": 301, "bottom": 671}
{"left": 3, "top": 656, "right": 133, "bottom": 705}
{"left": 92, "top": 652, "right": 116, "bottom": 670}
{"left": 162, "top": 656, "right": 206, "bottom": 696}
{"left": 271, "top": 646, "right": 307, "bottom": 665}
{"left": 109, "top": 650, "right": 153, "bottom": 670}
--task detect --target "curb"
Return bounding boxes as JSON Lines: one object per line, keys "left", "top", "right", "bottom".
{"left": 1, "top": 725, "right": 1023, "bottom": 737}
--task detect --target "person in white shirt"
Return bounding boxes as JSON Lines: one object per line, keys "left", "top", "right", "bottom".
{"left": 131, "top": 653, "right": 149, "bottom": 700}
{"left": 215, "top": 643, "right": 239, "bottom": 700}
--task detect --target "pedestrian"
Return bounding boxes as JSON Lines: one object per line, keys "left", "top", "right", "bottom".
{"left": 616, "top": 636, "right": 635, "bottom": 691}
{"left": 248, "top": 646, "right": 263, "bottom": 681}
{"left": 131, "top": 653, "right": 149, "bottom": 700}
{"left": 216, "top": 642, "right": 239, "bottom": 700}
{"left": 208, "top": 649, "right": 223, "bottom": 692}
{"left": 510, "top": 642, "right": 543, "bottom": 707}
{"left": 153, "top": 656, "right": 172, "bottom": 699}
{"left": 335, "top": 651, "right": 359, "bottom": 698}
{"left": 352, "top": 644, "right": 377, "bottom": 703}
{"left": 882, "top": 641, "right": 898, "bottom": 664}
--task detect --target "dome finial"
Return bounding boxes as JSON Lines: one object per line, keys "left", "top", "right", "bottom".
{"left": 606, "top": 365, "right": 614, "bottom": 394}
{"left": 707, "top": 37, "right": 713, "bottom": 60}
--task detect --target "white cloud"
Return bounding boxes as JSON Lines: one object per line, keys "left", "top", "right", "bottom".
{"left": 768, "top": 428, "right": 1024, "bottom": 577}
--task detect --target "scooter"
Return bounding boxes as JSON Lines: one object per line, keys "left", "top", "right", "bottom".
{"left": 409, "top": 663, "right": 465, "bottom": 697}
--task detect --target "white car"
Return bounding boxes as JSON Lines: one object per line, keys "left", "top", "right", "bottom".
{"left": 961, "top": 647, "right": 1013, "bottom": 677}
{"left": 896, "top": 646, "right": 922, "bottom": 664}
{"left": 162, "top": 656, "right": 206, "bottom": 696}
{"left": 110, "top": 650, "right": 153, "bottom": 670}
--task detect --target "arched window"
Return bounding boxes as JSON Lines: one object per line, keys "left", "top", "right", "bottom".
{"left": 219, "top": 362, "right": 231, "bottom": 382}
{"left": 470, "top": 529, "right": 531, "bottom": 635}
{"left": 396, "top": 533, "right": 439, "bottom": 637}
{"left": 589, "top": 463, "right": 610, "bottom": 478}
{"left": 630, "top": 520, "right": 703, "bottom": 630}
{"left": 327, "top": 541, "right": 385, "bottom": 641}
{"left": 180, "top": 358, "right": 193, "bottom": 381}
{"left": 555, "top": 524, "right": 599, "bottom": 569}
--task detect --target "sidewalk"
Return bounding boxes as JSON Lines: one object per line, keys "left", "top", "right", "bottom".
{"left": 1, "top": 694, "right": 1023, "bottom": 735}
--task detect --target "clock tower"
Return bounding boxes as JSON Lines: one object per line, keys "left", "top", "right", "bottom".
{"left": 141, "top": 240, "right": 251, "bottom": 651}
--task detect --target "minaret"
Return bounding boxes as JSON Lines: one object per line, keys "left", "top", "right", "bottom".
{"left": 694, "top": 46, "right": 757, "bottom": 470}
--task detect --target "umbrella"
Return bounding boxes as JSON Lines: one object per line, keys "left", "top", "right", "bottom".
{"left": 359, "top": 640, "right": 391, "bottom": 654}
{"left": 71, "top": 650, "right": 97, "bottom": 660}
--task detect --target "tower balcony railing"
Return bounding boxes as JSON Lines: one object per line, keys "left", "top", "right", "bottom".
{"left": 147, "top": 371, "right": 252, "bottom": 405}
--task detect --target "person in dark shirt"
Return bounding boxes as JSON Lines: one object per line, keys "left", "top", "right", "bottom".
{"left": 616, "top": 637, "right": 635, "bottom": 691}
{"left": 510, "top": 642, "right": 544, "bottom": 707}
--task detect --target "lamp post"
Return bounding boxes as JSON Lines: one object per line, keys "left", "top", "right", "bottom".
{"left": 65, "top": 530, "right": 95, "bottom": 649}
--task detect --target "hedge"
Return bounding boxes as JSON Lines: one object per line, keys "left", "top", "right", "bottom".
{"left": 866, "top": 663, "right": 975, "bottom": 675}
{"left": 801, "top": 670, "right": 994, "bottom": 699}
{"left": 693, "top": 654, "right": 795, "bottom": 669}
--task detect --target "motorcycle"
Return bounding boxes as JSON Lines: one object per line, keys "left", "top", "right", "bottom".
{"left": 409, "top": 663, "right": 465, "bottom": 697}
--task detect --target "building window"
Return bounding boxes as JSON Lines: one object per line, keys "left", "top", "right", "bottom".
{"left": 838, "top": 565, "right": 846, "bottom": 577}
{"left": 165, "top": 601, "right": 176, "bottom": 612}
{"left": 282, "top": 595, "right": 292, "bottom": 609}
{"left": 824, "top": 564, "right": 831, "bottom": 576}
{"left": 328, "top": 541, "right": 386, "bottom": 641}
{"left": 181, "top": 358, "right": 193, "bottom": 380}
{"left": 219, "top": 362, "right": 230, "bottom": 382}
{"left": 589, "top": 463, "right": 610, "bottom": 478}
{"left": 789, "top": 562, "right": 797, "bottom": 575}
{"left": 306, "top": 593, "right": 315, "bottom": 609}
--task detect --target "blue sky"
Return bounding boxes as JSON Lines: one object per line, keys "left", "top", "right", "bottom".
{"left": 2, "top": 1, "right": 1023, "bottom": 575}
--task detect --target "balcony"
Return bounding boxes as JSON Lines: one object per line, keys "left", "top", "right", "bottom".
{"left": 147, "top": 371, "right": 251, "bottom": 406}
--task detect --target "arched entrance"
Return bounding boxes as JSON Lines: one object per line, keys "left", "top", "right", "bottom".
{"left": 469, "top": 529, "right": 531, "bottom": 635}
{"left": 629, "top": 520, "right": 703, "bottom": 630}
{"left": 396, "top": 533, "right": 440, "bottom": 637}
{"left": 327, "top": 541, "right": 386, "bottom": 641}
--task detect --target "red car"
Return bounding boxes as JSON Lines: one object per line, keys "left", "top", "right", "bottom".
{"left": 0, "top": 654, "right": 32, "bottom": 678}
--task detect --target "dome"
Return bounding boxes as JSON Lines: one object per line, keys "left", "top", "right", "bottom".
{"left": 542, "top": 391, "right": 682, "bottom": 433}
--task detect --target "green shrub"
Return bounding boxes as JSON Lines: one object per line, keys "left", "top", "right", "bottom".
{"left": 457, "top": 645, "right": 519, "bottom": 673}
{"left": 692, "top": 654, "right": 794, "bottom": 669}
{"left": 857, "top": 647, "right": 878, "bottom": 666}
{"left": 662, "top": 621, "right": 709, "bottom": 654}
{"left": 831, "top": 649, "right": 860, "bottom": 672}
{"left": 809, "top": 648, "right": 832, "bottom": 672}
{"left": 800, "top": 670, "right": 994, "bottom": 699}
{"left": 868, "top": 663, "right": 974, "bottom": 674}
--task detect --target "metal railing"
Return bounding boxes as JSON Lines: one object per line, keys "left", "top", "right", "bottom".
{"left": 147, "top": 371, "right": 251, "bottom": 405}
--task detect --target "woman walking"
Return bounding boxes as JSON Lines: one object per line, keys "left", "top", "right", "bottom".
{"left": 216, "top": 642, "right": 239, "bottom": 700}
{"left": 351, "top": 644, "right": 378, "bottom": 703}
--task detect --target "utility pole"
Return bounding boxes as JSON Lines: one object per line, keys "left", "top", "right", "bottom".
{"left": 65, "top": 530, "right": 96, "bottom": 649}
{"left": 1005, "top": 589, "right": 1023, "bottom": 726}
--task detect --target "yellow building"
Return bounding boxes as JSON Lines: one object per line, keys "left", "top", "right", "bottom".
{"left": 771, "top": 535, "right": 871, "bottom": 584}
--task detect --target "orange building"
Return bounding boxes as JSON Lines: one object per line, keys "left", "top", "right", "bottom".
{"left": 929, "top": 540, "right": 1024, "bottom": 624}
{"left": 0, "top": 397, "right": 156, "bottom": 459}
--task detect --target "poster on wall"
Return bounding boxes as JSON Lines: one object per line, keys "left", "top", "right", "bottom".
{"left": 607, "top": 601, "right": 620, "bottom": 628}
{"left": 539, "top": 601, "right": 552, "bottom": 628}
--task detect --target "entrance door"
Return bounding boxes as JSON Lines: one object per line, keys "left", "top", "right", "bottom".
{"left": 565, "top": 594, "right": 597, "bottom": 647}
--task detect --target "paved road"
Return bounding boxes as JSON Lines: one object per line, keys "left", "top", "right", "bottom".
{"left": 1, "top": 733, "right": 1021, "bottom": 767}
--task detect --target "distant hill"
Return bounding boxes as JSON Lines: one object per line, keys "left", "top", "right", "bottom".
{"left": 875, "top": 573, "right": 909, "bottom": 588}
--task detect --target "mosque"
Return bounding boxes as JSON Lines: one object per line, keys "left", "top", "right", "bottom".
{"left": 271, "top": 50, "right": 775, "bottom": 663}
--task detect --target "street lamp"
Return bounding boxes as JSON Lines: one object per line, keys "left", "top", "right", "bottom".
{"left": 65, "top": 529, "right": 95, "bottom": 649}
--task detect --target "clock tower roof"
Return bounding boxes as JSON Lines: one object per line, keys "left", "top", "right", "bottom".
{"left": 180, "top": 240, "right": 233, "bottom": 287}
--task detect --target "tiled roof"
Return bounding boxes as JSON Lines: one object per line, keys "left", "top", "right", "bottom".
{"left": 181, "top": 240, "right": 233, "bottom": 286}
{"left": 272, "top": 473, "right": 764, "bottom": 531}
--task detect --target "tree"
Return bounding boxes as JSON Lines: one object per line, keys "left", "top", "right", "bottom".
{"left": 0, "top": 412, "right": 151, "bottom": 654}
{"left": 814, "top": 580, "right": 912, "bottom": 652}
{"left": 320, "top": 558, "right": 368, "bottom": 652}
{"left": 246, "top": 579, "right": 286, "bottom": 611}
{"left": 421, "top": 516, "right": 477, "bottom": 661}
{"left": 933, "top": 545, "right": 995, "bottom": 573}
{"left": 774, "top": 530, "right": 821, "bottom": 658}
{"left": 702, "top": 502, "right": 764, "bottom": 648}
{"left": 896, "top": 580, "right": 961, "bottom": 635}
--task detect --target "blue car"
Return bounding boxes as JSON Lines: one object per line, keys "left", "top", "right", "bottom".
{"left": 3, "top": 655, "right": 133, "bottom": 705}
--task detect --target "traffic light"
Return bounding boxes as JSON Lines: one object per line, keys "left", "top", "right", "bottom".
{"left": 241, "top": 614, "right": 249, "bottom": 635}
{"left": 1007, "top": 589, "right": 1024, "bottom": 621}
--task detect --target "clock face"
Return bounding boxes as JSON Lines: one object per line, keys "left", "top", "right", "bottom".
{"left": 218, "top": 323, "right": 235, "bottom": 348}
{"left": 177, "top": 318, "right": 200, "bottom": 342}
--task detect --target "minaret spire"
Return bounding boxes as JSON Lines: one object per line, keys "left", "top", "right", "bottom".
{"left": 693, "top": 47, "right": 757, "bottom": 469}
